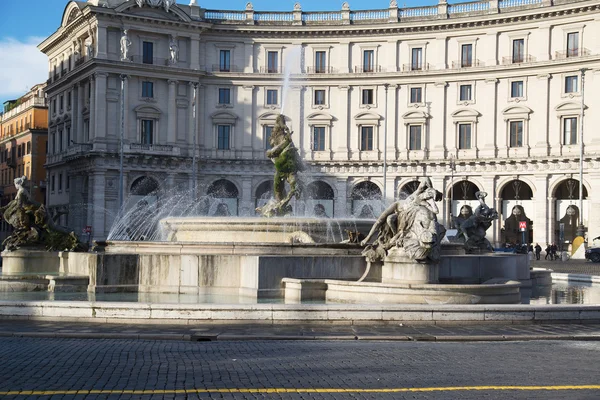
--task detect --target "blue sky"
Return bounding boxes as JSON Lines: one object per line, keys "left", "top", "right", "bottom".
{"left": 0, "top": 0, "right": 436, "bottom": 106}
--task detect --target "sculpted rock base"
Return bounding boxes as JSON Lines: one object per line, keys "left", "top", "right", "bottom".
{"left": 382, "top": 247, "right": 439, "bottom": 284}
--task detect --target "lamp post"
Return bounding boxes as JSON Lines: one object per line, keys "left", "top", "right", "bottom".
{"left": 118, "top": 74, "right": 125, "bottom": 210}
{"left": 383, "top": 83, "right": 389, "bottom": 202}
{"left": 191, "top": 82, "right": 198, "bottom": 195}
{"left": 449, "top": 154, "right": 455, "bottom": 228}
{"left": 577, "top": 68, "right": 586, "bottom": 238}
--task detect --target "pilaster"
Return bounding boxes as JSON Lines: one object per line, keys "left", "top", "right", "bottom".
{"left": 244, "top": 42, "right": 255, "bottom": 73}
{"left": 334, "top": 178, "right": 348, "bottom": 218}
{"left": 587, "top": 173, "right": 600, "bottom": 243}
{"left": 334, "top": 85, "right": 350, "bottom": 160}
{"left": 77, "top": 82, "right": 84, "bottom": 143}
{"left": 96, "top": 25, "right": 107, "bottom": 59}
{"left": 190, "top": 36, "right": 200, "bottom": 70}
{"left": 89, "top": 75, "right": 96, "bottom": 142}
{"left": 479, "top": 78, "right": 498, "bottom": 158}
{"left": 530, "top": 74, "right": 551, "bottom": 157}
{"left": 93, "top": 73, "right": 108, "bottom": 150}
{"left": 429, "top": 81, "right": 447, "bottom": 159}
{"left": 121, "top": 75, "right": 130, "bottom": 142}
{"left": 533, "top": 175, "right": 549, "bottom": 245}
{"left": 547, "top": 196, "right": 556, "bottom": 244}
{"left": 188, "top": 82, "right": 198, "bottom": 157}
{"left": 240, "top": 177, "right": 253, "bottom": 216}
{"left": 167, "top": 79, "right": 178, "bottom": 145}
{"left": 241, "top": 85, "right": 255, "bottom": 158}
{"left": 91, "top": 171, "right": 106, "bottom": 240}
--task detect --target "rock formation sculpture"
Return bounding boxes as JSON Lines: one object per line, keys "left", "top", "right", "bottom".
{"left": 256, "top": 114, "right": 304, "bottom": 217}
{"left": 0, "top": 176, "right": 84, "bottom": 252}
{"left": 454, "top": 191, "right": 498, "bottom": 252}
{"left": 361, "top": 177, "right": 446, "bottom": 263}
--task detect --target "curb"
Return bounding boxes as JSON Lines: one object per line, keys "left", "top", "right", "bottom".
{"left": 2, "top": 331, "right": 600, "bottom": 342}
{"left": 552, "top": 273, "right": 600, "bottom": 284}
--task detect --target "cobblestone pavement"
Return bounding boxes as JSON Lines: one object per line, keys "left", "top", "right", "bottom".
{"left": 0, "top": 338, "right": 599, "bottom": 399}
{"left": 532, "top": 258, "right": 600, "bottom": 275}
{"left": 1, "top": 321, "right": 600, "bottom": 342}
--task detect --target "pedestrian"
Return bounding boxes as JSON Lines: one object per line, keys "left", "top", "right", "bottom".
{"left": 545, "top": 244, "right": 551, "bottom": 260}
{"left": 550, "top": 243, "right": 558, "bottom": 261}
{"left": 534, "top": 243, "right": 542, "bottom": 260}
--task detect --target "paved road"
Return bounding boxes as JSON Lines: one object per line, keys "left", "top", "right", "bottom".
{"left": 1, "top": 338, "right": 599, "bottom": 399}
{"left": 534, "top": 258, "right": 600, "bottom": 276}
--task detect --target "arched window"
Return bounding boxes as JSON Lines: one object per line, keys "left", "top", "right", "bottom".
{"left": 207, "top": 179, "right": 239, "bottom": 216}
{"left": 305, "top": 180, "right": 334, "bottom": 217}
{"left": 351, "top": 181, "right": 382, "bottom": 218}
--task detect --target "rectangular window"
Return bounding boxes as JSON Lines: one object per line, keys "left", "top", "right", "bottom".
{"left": 313, "top": 126, "right": 325, "bottom": 151}
{"left": 458, "top": 123, "right": 471, "bottom": 149}
{"left": 567, "top": 32, "right": 579, "bottom": 57}
{"left": 219, "top": 50, "right": 231, "bottom": 72}
{"left": 267, "top": 51, "right": 278, "bottom": 73}
{"left": 142, "top": 41, "right": 154, "bottom": 64}
{"left": 67, "top": 92, "right": 72, "bottom": 108}
{"left": 360, "top": 126, "right": 373, "bottom": 151}
{"left": 409, "top": 125, "right": 422, "bottom": 150}
{"left": 314, "top": 90, "right": 325, "bottom": 105}
{"left": 141, "top": 119, "right": 153, "bottom": 144}
{"left": 52, "top": 133, "right": 56, "bottom": 154}
{"left": 17, "top": 146, "right": 21, "bottom": 158}
{"left": 266, "top": 89, "right": 278, "bottom": 105}
{"left": 58, "top": 173, "right": 62, "bottom": 191}
{"left": 509, "top": 121, "right": 523, "bottom": 147}
{"left": 563, "top": 117, "right": 578, "bottom": 145}
{"left": 459, "top": 84, "right": 472, "bottom": 101}
{"left": 218, "top": 88, "right": 231, "bottom": 104}
{"left": 363, "top": 50, "right": 374, "bottom": 72}
{"left": 362, "top": 89, "right": 373, "bottom": 105}
{"left": 142, "top": 81, "right": 154, "bottom": 98}
{"left": 512, "top": 39, "right": 524, "bottom": 63}
{"left": 217, "top": 125, "right": 230, "bottom": 150}
{"left": 26, "top": 142, "right": 31, "bottom": 154}
{"left": 410, "top": 87, "right": 422, "bottom": 104}
{"left": 53, "top": 99, "right": 57, "bottom": 115}
{"left": 315, "top": 51, "right": 326, "bottom": 73}
{"left": 461, "top": 44, "right": 473, "bottom": 67}
{"left": 51, "top": 175, "right": 55, "bottom": 192}
{"left": 264, "top": 126, "right": 273, "bottom": 150}
{"left": 66, "top": 176, "right": 70, "bottom": 191}
{"left": 511, "top": 81, "right": 523, "bottom": 98}
{"left": 59, "top": 131, "right": 63, "bottom": 152}
{"left": 565, "top": 76, "right": 578, "bottom": 93}
{"left": 66, "top": 127, "right": 71, "bottom": 146}
{"left": 411, "top": 48, "right": 423, "bottom": 70}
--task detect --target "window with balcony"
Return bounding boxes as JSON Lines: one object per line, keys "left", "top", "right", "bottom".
{"left": 360, "top": 126, "right": 373, "bottom": 151}
{"left": 51, "top": 175, "right": 55, "bottom": 192}
{"left": 141, "top": 119, "right": 154, "bottom": 144}
{"left": 461, "top": 44, "right": 473, "bottom": 67}
{"left": 361, "top": 89, "right": 373, "bottom": 105}
{"left": 409, "top": 125, "right": 422, "bottom": 150}
{"left": 459, "top": 85, "right": 472, "bottom": 102}
{"left": 217, "top": 125, "right": 230, "bottom": 150}
{"left": 512, "top": 39, "right": 524, "bottom": 63}
{"left": 565, "top": 76, "right": 578, "bottom": 93}
{"left": 511, "top": 81, "right": 524, "bottom": 98}
{"left": 315, "top": 51, "right": 326, "bottom": 73}
{"left": 458, "top": 123, "right": 471, "bottom": 149}
{"left": 563, "top": 117, "right": 578, "bottom": 145}
{"left": 314, "top": 90, "right": 326, "bottom": 106}
{"left": 509, "top": 121, "right": 523, "bottom": 147}
{"left": 267, "top": 51, "right": 278, "bottom": 73}
{"left": 66, "top": 127, "right": 71, "bottom": 146}
{"left": 411, "top": 48, "right": 423, "bottom": 70}
{"left": 266, "top": 89, "right": 278, "bottom": 105}
{"left": 142, "top": 41, "right": 154, "bottom": 64}
{"left": 567, "top": 32, "right": 579, "bottom": 57}
{"left": 312, "top": 126, "right": 325, "bottom": 151}
{"left": 218, "top": 88, "right": 231, "bottom": 105}
{"left": 410, "top": 87, "right": 422, "bottom": 104}
{"left": 264, "top": 126, "right": 273, "bottom": 150}
{"left": 58, "top": 173, "right": 62, "bottom": 191}
{"left": 219, "top": 50, "right": 231, "bottom": 72}
{"left": 142, "top": 81, "right": 154, "bottom": 98}
{"left": 363, "top": 50, "right": 374, "bottom": 72}
{"left": 59, "top": 131, "right": 63, "bottom": 152}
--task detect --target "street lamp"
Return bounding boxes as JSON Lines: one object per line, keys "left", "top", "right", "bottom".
{"left": 577, "top": 68, "right": 586, "bottom": 238}
{"left": 191, "top": 82, "right": 198, "bottom": 195}
{"left": 449, "top": 154, "right": 456, "bottom": 228}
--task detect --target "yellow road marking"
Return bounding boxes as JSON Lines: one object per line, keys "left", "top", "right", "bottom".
{"left": 1, "top": 385, "right": 599, "bottom": 396}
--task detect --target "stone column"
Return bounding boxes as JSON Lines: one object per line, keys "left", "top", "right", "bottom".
{"left": 587, "top": 173, "right": 600, "bottom": 243}
{"left": 494, "top": 196, "right": 502, "bottom": 246}
{"left": 70, "top": 85, "right": 77, "bottom": 146}
{"left": 482, "top": 176, "right": 498, "bottom": 244}
{"left": 241, "top": 85, "right": 255, "bottom": 158}
{"left": 93, "top": 73, "right": 107, "bottom": 149}
{"left": 444, "top": 196, "right": 451, "bottom": 228}
{"left": 547, "top": 196, "right": 556, "bottom": 244}
{"left": 91, "top": 171, "right": 106, "bottom": 240}
{"left": 77, "top": 82, "right": 84, "bottom": 143}
{"left": 89, "top": 75, "right": 96, "bottom": 142}
{"left": 334, "top": 178, "right": 348, "bottom": 218}
{"left": 190, "top": 36, "right": 200, "bottom": 70}
{"left": 533, "top": 175, "right": 549, "bottom": 245}
{"left": 167, "top": 80, "right": 177, "bottom": 145}
{"left": 96, "top": 25, "right": 107, "bottom": 59}
{"left": 240, "top": 177, "right": 253, "bottom": 216}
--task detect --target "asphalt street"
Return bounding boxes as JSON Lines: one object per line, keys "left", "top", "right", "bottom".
{"left": 0, "top": 338, "right": 599, "bottom": 399}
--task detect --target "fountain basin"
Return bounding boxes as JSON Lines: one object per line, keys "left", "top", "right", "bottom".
{"left": 160, "top": 217, "right": 374, "bottom": 244}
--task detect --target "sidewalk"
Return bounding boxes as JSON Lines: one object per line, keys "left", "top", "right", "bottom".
{"left": 1, "top": 320, "right": 600, "bottom": 342}
{"left": 532, "top": 258, "right": 600, "bottom": 276}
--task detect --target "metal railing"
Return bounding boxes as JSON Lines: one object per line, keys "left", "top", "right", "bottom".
{"left": 401, "top": 63, "right": 431, "bottom": 72}
{"left": 501, "top": 55, "right": 536, "bottom": 65}
{"left": 211, "top": 64, "right": 243, "bottom": 72}
{"left": 306, "top": 66, "right": 337, "bottom": 74}
{"left": 354, "top": 65, "right": 384, "bottom": 73}
{"left": 0, "top": 97, "right": 46, "bottom": 122}
{"left": 128, "top": 143, "right": 174, "bottom": 153}
{"left": 257, "top": 66, "right": 282, "bottom": 73}
{"left": 555, "top": 48, "right": 591, "bottom": 60}
{"left": 451, "top": 59, "right": 484, "bottom": 69}
{"left": 129, "top": 55, "right": 169, "bottom": 66}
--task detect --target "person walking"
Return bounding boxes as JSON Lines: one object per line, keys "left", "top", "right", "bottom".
{"left": 551, "top": 243, "right": 558, "bottom": 261}
{"left": 544, "top": 244, "right": 551, "bottom": 260}
{"left": 535, "top": 243, "right": 542, "bottom": 260}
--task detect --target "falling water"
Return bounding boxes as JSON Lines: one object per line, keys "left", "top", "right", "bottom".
{"left": 280, "top": 46, "right": 303, "bottom": 116}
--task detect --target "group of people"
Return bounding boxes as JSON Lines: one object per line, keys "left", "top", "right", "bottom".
{"left": 543, "top": 243, "right": 560, "bottom": 260}
{"left": 516, "top": 242, "right": 559, "bottom": 261}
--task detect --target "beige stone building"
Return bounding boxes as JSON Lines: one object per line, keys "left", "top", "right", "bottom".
{"left": 40, "top": 0, "right": 600, "bottom": 246}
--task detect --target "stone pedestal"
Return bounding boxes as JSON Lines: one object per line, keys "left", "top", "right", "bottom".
{"left": 1, "top": 250, "right": 60, "bottom": 275}
{"left": 382, "top": 248, "right": 439, "bottom": 284}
